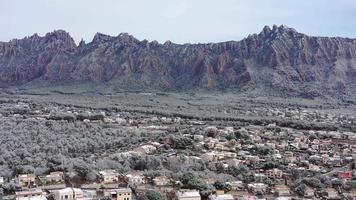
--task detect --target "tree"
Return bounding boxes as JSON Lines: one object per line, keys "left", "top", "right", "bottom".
{"left": 294, "top": 183, "right": 307, "bottom": 196}
{"left": 141, "top": 190, "right": 163, "bottom": 200}
{"left": 213, "top": 181, "right": 231, "bottom": 192}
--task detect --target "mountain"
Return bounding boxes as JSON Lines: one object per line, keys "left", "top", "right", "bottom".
{"left": 1, "top": 25, "right": 356, "bottom": 98}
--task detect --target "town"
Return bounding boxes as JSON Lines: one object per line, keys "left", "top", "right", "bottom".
{"left": 0, "top": 94, "right": 356, "bottom": 200}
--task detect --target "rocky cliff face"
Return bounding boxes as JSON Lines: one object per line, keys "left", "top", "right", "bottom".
{"left": 1, "top": 25, "right": 356, "bottom": 97}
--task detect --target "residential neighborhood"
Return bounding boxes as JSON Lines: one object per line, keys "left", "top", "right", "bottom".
{"left": 0, "top": 98, "right": 356, "bottom": 200}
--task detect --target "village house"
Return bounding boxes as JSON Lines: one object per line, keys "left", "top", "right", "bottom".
{"left": 125, "top": 172, "right": 146, "bottom": 185}
{"left": 17, "top": 174, "right": 36, "bottom": 188}
{"left": 99, "top": 170, "right": 119, "bottom": 184}
{"left": 273, "top": 185, "right": 290, "bottom": 197}
{"left": 176, "top": 190, "right": 201, "bottom": 200}
{"left": 321, "top": 188, "right": 341, "bottom": 200}
{"left": 153, "top": 176, "right": 170, "bottom": 186}
{"left": 15, "top": 188, "right": 46, "bottom": 200}
{"left": 193, "top": 135, "right": 204, "bottom": 142}
{"left": 328, "top": 156, "right": 343, "bottom": 167}
{"left": 103, "top": 188, "right": 132, "bottom": 200}
{"left": 308, "top": 164, "right": 321, "bottom": 172}
{"left": 253, "top": 174, "right": 266, "bottom": 182}
{"left": 244, "top": 155, "right": 260, "bottom": 165}
{"left": 265, "top": 168, "right": 283, "bottom": 179}
{"left": 208, "top": 194, "right": 234, "bottom": 200}
{"left": 227, "top": 181, "right": 244, "bottom": 191}
{"left": 338, "top": 170, "right": 352, "bottom": 180}
{"left": 247, "top": 183, "right": 267, "bottom": 194}
{"left": 82, "top": 190, "right": 97, "bottom": 200}
{"left": 38, "top": 171, "right": 65, "bottom": 190}
{"left": 283, "top": 151, "right": 295, "bottom": 163}
{"left": 52, "top": 188, "right": 84, "bottom": 200}
{"left": 304, "top": 187, "right": 315, "bottom": 198}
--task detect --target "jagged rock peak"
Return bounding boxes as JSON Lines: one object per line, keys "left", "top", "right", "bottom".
{"left": 0, "top": 25, "right": 356, "bottom": 98}
{"left": 44, "top": 30, "right": 73, "bottom": 41}
{"left": 117, "top": 33, "right": 139, "bottom": 44}
{"left": 92, "top": 32, "right": 115, "bottom": 43}
{"left": 78, "top": 38, "right": 86, "bottom": 46}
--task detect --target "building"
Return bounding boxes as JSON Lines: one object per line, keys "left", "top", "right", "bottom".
{"left": 52, "top": 188, "right": 84, "bottom": 200}
{"left": 338, "top": 171, "right": 352, "bottom": 180}
{"left": 322, "top": 188, "right": 341, "bottom": 199}
{"left": 176, "top": 190, "right": 201, "bottom": 200}
{"left": 247, "top": 183, "right": 267, "bottom": 194}
{"left": 153, "top": 176, "right": 170, "bottom": 186}
{"left": 283, "top": 152, "right": 295, "bottom": 163}
{"left": 208, "top": 194, "right": 234, "bottom": 200}
{"left": 99, "top": 170, "right": 119, "bottom": 184}
{"left": 103, "top": 188, "right": 132, "bottom": 200}
{"left": 17, "top": 174, "right": 36, "bottom": 188}
{"left": 38, "top": 171, "right": 65, "bottom": 190}
{"left": 125, "top": 172, "right": 146, "bottom": 185}
{"left": 0, "top": 176, "right": 4, "bottom": 185}
{"left": 227, "top": 181, "right": 244, "bottom": 191}
{"left": 82, "top": 190, "right": 97, "bottom": 200}
{"left": 274, "top": 185, "right": 290, "bottom": 197}
{"left": 304, "top": 187, "right": 314, "bottom": 198}
{"left": 15, "top": 189, "right": 47, "bottom": 200}
{"left": 266, "top": 168, "right": 283, "bottom": 179}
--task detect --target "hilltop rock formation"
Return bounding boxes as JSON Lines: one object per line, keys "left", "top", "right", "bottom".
{"left": 0, "top": 25, "right": 356, "bottom": 97}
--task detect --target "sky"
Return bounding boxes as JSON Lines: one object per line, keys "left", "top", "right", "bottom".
{"left": 1, "top": 0, "right": 356, "bottom": 44}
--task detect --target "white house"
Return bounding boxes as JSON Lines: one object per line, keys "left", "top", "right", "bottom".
{"left": 52, "top": 187, "right": 84, "bottom": 200}
{"left": 176, "top": 190, "right": 201, "bottom": 200}
{"left": 16, "top": 189, "right": 47, "bottom": 200}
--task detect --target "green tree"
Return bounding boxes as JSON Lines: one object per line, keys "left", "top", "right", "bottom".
{"left": 142, "top": 190, "right": 163, "bottom": 200}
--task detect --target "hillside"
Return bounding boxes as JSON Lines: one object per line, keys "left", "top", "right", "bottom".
{"left": 1, "top": 25, "right": 356, "bottom": 98}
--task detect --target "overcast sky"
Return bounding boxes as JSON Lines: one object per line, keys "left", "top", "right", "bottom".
{"left": 1, "top": 0, "right": 356, "bottom": 44}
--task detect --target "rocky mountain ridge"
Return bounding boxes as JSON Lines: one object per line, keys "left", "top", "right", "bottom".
{"left": 1, "top": 25, "right": 356, "bottom": 98}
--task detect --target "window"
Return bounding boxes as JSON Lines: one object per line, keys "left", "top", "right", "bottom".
{"left": 64, "top": 195, "right": 68, "bottom": 199}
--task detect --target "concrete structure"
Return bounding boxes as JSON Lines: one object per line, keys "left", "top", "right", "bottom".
{"left": 99, "top": 170, "right": 119, "bottom": 184}
{"left": 304, "top": 187, "right": 314, "bottom": 198}
{"left": 153, "top": 176, "right": 170, "bottom": 186}
{"left": 15, "top": 189, "right": 46, "bottom": 200}
{"left": 38, "top": 171, "right": 65, "bottom": 190}
{"left": 283, "top": 151, "right": 295, "bottom": 163}
{"left": 208, "top": 194, "right": 234, "bottom": 200}
{"left": 228, "top": 181, "right": 244, "bottom": 191}
{"left": 338, "top": 171, "right": 352, "bottom": 180}
{"left": 125, "top": 172, "right": 145, "bottom": 185}
{"left": 274, "top": 185, "right": 290, "bottom": 197}
{"left": 266, "top": 168, "right": 283, "bottom": 179}
{"left": 17, "top": 174, "right": 36, "bottom": 188}
{"left": 52, "top": 187, "right": 84, "bottom": 200}
{"left": 247, "top": 183, "right": 267, "bottom": 194}
{"left": 103, "top": 188, "right": 132, "bottom": 200}
{"left": 176, "top": 190, "right": 201, "bottom": 200}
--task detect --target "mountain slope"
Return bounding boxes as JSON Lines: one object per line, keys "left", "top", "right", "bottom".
{"left": 1, "top": 25, "right": 356, "bottom": 97}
